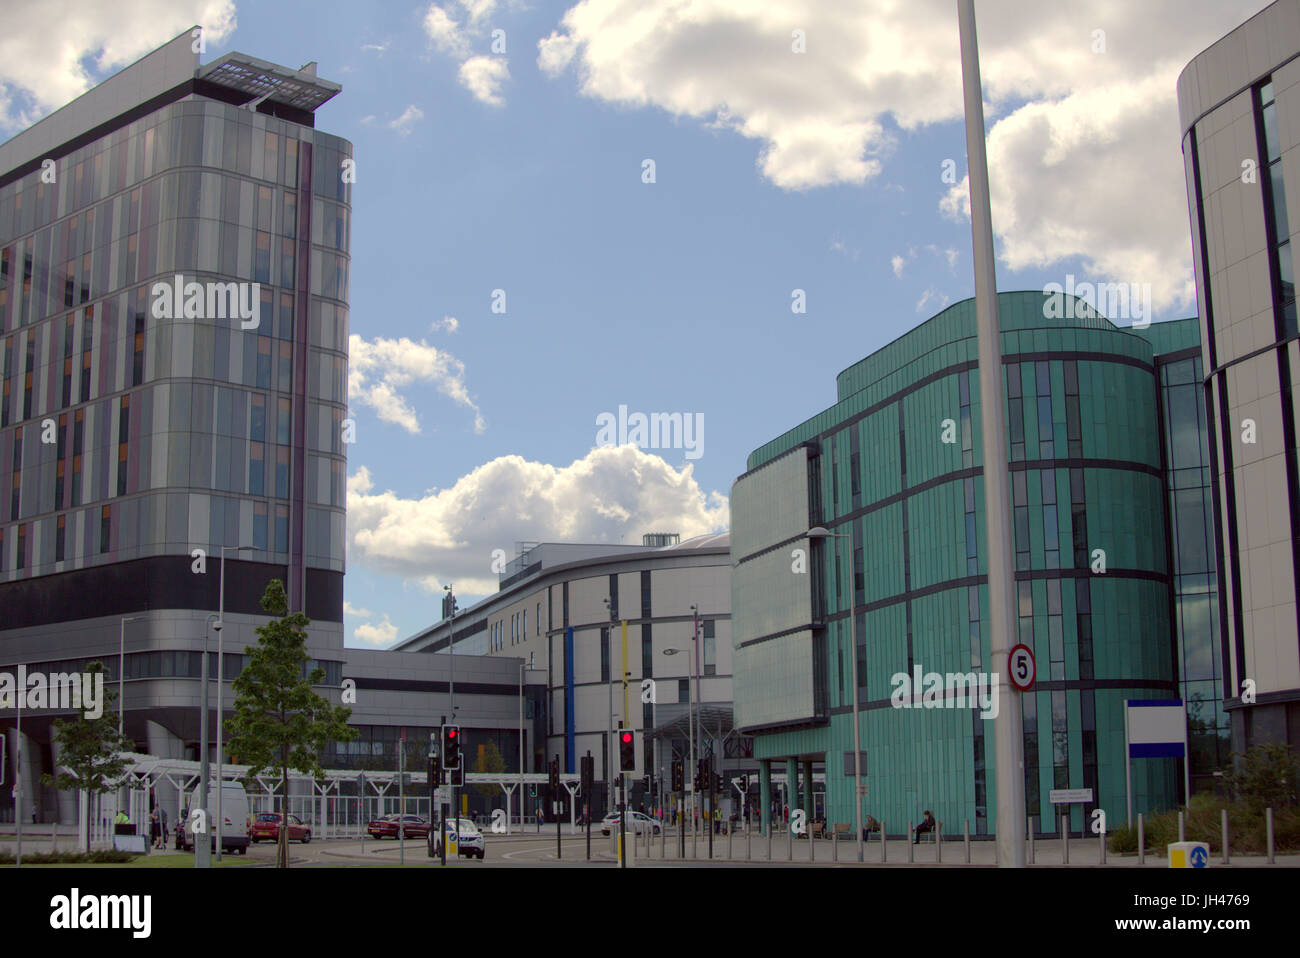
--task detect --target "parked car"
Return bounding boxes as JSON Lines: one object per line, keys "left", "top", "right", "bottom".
{"left": 601, "top": 811, "right": 662, "bottom": 836}
{"left": 433, "top": 817, "right": 485, "bottom": 859}
{"left": 247, "top": 812, "right": 312, "bottom": 844}
{"left": 367, "top": 814, "right": 430, "bottom": 839}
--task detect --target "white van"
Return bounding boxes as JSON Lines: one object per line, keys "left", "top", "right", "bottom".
{"left": 181, "top": 781, "right": 250, "bottom": 855}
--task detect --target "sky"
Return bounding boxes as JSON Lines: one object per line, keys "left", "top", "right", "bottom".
{"left": 0, "top": 0, "right": 1273, "bottom": 647}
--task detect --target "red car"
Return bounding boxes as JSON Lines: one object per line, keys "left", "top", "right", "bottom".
{"left": 248, "top": 812, "right": 312, "bottom": 844}
{"left": 367, "top": 814, "right": 431, "bottom": 839}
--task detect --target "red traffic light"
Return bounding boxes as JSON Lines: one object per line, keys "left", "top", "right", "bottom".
{"left": 448, "top": 729, "right": 458, "bottom": 738}
{"left": 621, "top": 732, "right": 632, "bottom": 744}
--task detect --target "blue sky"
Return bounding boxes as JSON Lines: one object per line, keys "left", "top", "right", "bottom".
{"left": 0, "top": 0, "right": 1271, "bottom": 646}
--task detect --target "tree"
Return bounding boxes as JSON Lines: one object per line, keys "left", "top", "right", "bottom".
{"left": 39, "top": 661, "right": 133, "bottom": 852}
{"left": 1224, "top": 741, "right": 1300, "bottom": 813}
{"left": 225, "top": 579, "right": 356, "bottom": 868}
{"left": 473, "top": 740, "right": 506, "bottom": 799}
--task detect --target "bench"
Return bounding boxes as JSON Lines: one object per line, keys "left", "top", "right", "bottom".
{"left": 810, "top": 821, "right": 826, "bottom": 839}
{"left": 914, "top": 821, "right": 943, "bottom": 843}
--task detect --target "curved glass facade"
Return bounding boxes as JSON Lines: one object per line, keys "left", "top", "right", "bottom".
{"left": 733, "top": 292, "right": 1213, "bottom": 836}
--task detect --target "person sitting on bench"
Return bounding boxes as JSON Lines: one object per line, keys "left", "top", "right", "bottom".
{"left": 914, "top": 810, "right": 936, "bottom": 844}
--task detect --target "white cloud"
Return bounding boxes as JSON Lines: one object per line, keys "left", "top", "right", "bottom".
{"left": 343, "top": 600, "right": 373, "bottom": 618}
{"left": 537, "top": 30, "right": 578, "bottom": 77}
{"left": 354, "top": 616, "right": 399, "bottom": 646}
{"left": 388, "top": 104, "right": 425, "bottom": 135}
{"left": 349, "top": 334, "right": 486, "bottom": 434}
{"left": 0, "top": 1, "right": 237, "bottom": 132}
{"left": 360, "top": 114, "right": 378, "bottom": 126}
{"left": 361, "top": 40, "right": 391, "bottom": 54}
{"left": 423, "top": 4, "right": 472, "bottom": 59}
{"left": 347, "top": 445, "right": 729, "bottom": 594}
{"left": 423, "top": 2, "right": 512, "bottom": 105}
{"left": 891, "top": 244, "right": 958, "bottom": 279}
{"left": 431, "top": 315, "right": 460, "bottom": 334}
{"left": 915, "top": 287, "right": 951, "bottom": 314}
{"left": 458, "top": 56, "right": 510, "bottom": 107}
{"left": 536, "top": 0, "right": 1270, "bottom": 312}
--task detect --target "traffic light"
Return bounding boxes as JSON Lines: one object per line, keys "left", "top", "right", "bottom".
{"left": 671, "top": 761, "right": 684, "bottom": 791}
{"left": 618, "top": 729, "right": 636, "bottom": 772}
{"left": 642, "top": 775, "right": 651, "bottom": 794}
{"left": 715, "top": 773, "right": 724, "bottom": 794}
{"left": 427, "top": 750, "right": 441, "bottom": 790}
{"left": 580, "top": 754, "right": 594, "bottom": 796}
{"left": 696, "top": 758, "right": 709, "bottom": 792}
{"left": 442, "top": 725, "right": 461, "bottom": 770}
{"left": 548, "top": 756, "right": 560, "bottom": 792}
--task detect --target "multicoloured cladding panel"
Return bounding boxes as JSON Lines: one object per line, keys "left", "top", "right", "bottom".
{"left": 0, "top": 98, "right": 350, "bottom": 595}
{"left": 734, "top": 293, "right": 1201, "bottom": 834}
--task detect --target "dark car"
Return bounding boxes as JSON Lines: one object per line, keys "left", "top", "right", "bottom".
{"left": 367, "top": 814, "right": 430, "bottom": 839}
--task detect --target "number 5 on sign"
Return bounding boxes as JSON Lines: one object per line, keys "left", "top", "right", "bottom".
{"left": 1008, "top": 644, "right": 1035, "bottom": 691}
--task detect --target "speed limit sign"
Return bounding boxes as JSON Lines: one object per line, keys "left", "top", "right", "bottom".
{"left": 1008, "top": 644, "right": 1035, "bottom": 691}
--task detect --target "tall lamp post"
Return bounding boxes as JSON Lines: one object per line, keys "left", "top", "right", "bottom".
{"left": 117, "top": 613, "right": 146, "bottom": 842}
{"left": 215, "top": 544, "right": 252, "bottom": 862}
{"left": 196, "top": 612, "right": 219, "bottom": 868}
{"left": 662, "top": 642, "right": 698, "bottom": 843}
{"left": 519, "top": 652, "right": 535, "bottom": 831}
{"left": 808, "top": 526, "right": 863, "bottom": 862}
{"left": 444, "top": 584, "right": 457, "bottom": 821}
{"left": 603, "top": 598, "right": 615, "bottom": 816}
{"left": 958, "top": 0, "right": 1025, "bottom": 867}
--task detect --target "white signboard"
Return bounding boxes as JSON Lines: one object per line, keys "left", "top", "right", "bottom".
{"left": 1048, "top": 788, "right": 1093, "bottom": 804}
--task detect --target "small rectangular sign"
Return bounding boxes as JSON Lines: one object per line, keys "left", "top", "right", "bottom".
{"left": 1049, "top": 788, "right": 1094, "bottom": 804}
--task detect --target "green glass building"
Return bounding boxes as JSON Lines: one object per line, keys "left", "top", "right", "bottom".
{"left": 731, "top": 291, "right": 1223, "bottom": 839}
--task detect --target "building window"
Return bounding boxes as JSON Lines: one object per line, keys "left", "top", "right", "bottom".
{"left": 703, "top": 619, "right": 716, "bottom": 675}
{"left": 55, "top": 514, "right": 66, "bottom": 562}
{"left": 601, "top": 627, "right": 610, "bottom": 683}
{"left": 1257, "top": 80, "right": 1297, "bottom": 337}
{"left": 678, "top": 678, "right": 689, "bottom": 704}
{"left": 100, "top": 505, "right": 111, "bottom": 553}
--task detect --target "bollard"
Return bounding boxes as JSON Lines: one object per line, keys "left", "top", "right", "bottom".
{"left": 1221, "top": 809, "right": 1229, "bottom": 865}
{"left": 833, "top": 828, "right": 839, "bottom": 862}
{"left": 881, "top": 820, "right": 886, "bottom": 863}
{"left": 1028, "top": 816, "right": 1035, "bottom": 865}
{"left": 767, "top": 822, "right": 772, "bottom": 861}
{"left": 1178, "top": 810, "right": 1185, "bottom": 844}
{"left": 1062, "top": 814, "right": 1069, "bottom": 865}
{"left": 965, "top": 819, "right": 970, "bottom": 864}
{"left": 810, "top": 824, "right": 815, "bottom": 863}
{"left": 908, "top": 821, "right": 914, "bottom": 863}
{"left": 1267, "top": 807, "right": 1275, "bottom": 864}
{"left": 729, "top": 821, "right": 733, "bottom": 861}
{"left": 746, "top": 822, "right": 751, "bottom": 862}
{"left": 936, "top": 823, "right": 942, "bottom": 863}
{"left": 1099, "top": 817, "right": 1106, "bottom": 865}
{"left": 1137, "top": 813, "right": 1144, "bottom": 866}
{"left": 787, "top": 822, "right": 793, "bottom": 861}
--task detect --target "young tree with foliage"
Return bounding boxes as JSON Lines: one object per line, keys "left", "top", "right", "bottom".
{"left": 473, "top": 740, "right": 506, "bottom": 799}
{"left": 1224, "top": 741, "right": 1300, "bottom": 813}
{"left": 225, "top": 579, "right": 356, "bottom": 868}
{"left": 39, "top": 660, "right": 134, "bottom": 852}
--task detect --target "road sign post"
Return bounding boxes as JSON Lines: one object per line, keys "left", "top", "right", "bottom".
{"left": 1008, "top": 644, "right": 1036, "bottom": 692}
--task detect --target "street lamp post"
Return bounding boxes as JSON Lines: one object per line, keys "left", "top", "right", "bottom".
{"left": 215, "top": 544, "right": 252, "bottom": 862}
{"left": 663, "top": 642, "right": 698, "bottom": 848}
{"left": 808, "top": 526, "right": 864, "bottom": 862}
{"left": 197, "top": 613, "right": 219, "bottom": 868}
{"left": 117, "top": 613, "right": 146, "bottom": 842}
{"left": 519, "top": 652, "right": 534, "bottom": 832}
{"left": 603, "top": 598, "right": 615, "bottom": 816}
{"left": 444, "top": 584, "right": 457, "bottom": 822}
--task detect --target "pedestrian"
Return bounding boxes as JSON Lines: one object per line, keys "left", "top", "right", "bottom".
{"left": 914, "top": 810, "right": 937, "bottom": 844}
{"left": 149, "top": 809, "right": 161, "bottom": 849}
{"left": 160, "top": 806, "right": 169, "bottom": 846}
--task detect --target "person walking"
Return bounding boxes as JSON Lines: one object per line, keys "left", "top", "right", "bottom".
{"left": 149, "top": 809, "right": 161, "bottom": 849}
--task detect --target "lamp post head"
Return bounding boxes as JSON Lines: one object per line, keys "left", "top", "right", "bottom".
{"left": 807, "top": 526, "right": 834, "bottom": 538}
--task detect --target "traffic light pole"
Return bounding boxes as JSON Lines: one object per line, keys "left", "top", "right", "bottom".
{"left": 584, "top": 750, "right": 592, "bottom": 861}
{"left": 619, "top": 774, "right": 626, "bottom": 869}
{"left": 707, "top": 773, "right": 714, "bottom": 860}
